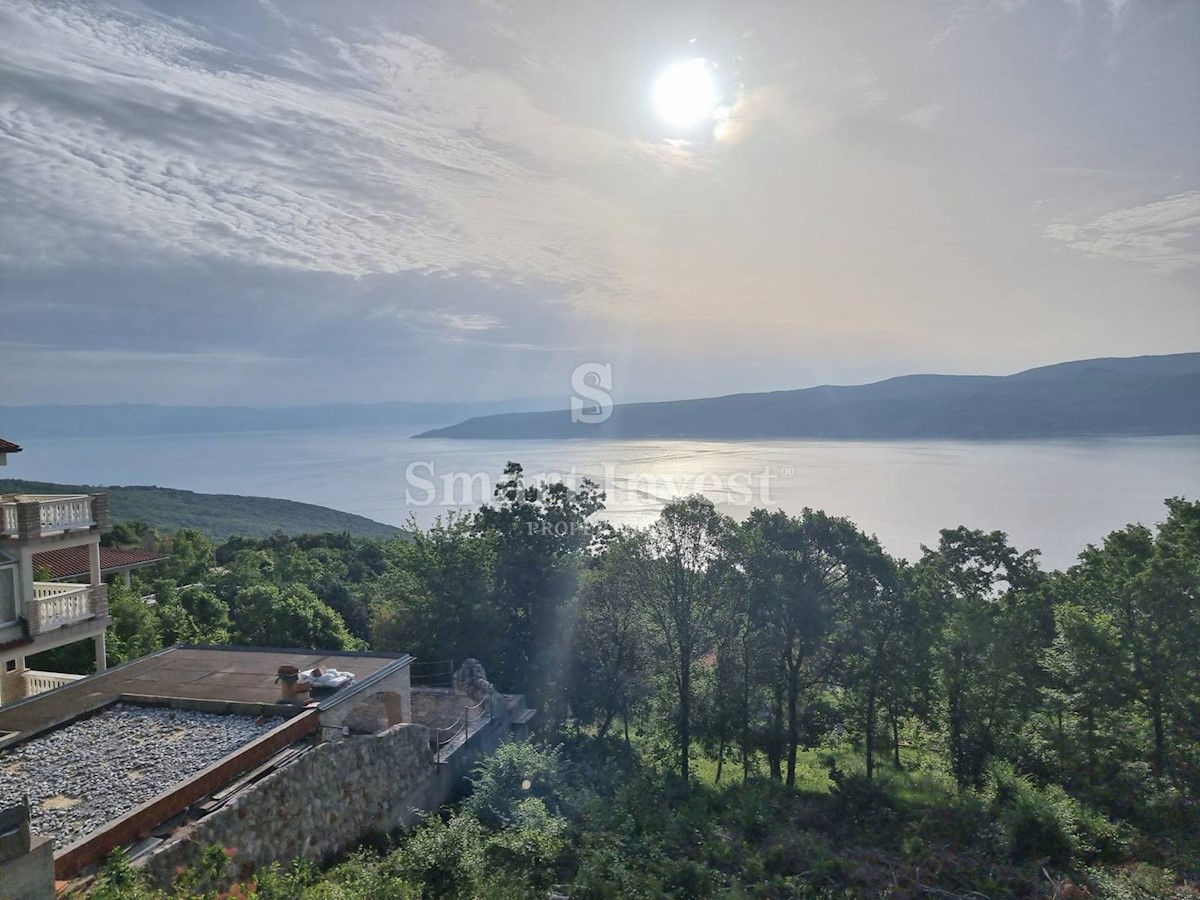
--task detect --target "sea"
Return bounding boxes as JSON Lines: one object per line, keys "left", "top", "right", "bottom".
{"left": 9, "top": 429, "right": 1200, "bottom": 571}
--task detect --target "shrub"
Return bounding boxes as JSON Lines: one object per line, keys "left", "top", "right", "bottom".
{"left": 249, "top": 859, "right": 321, "bottom": 899}
{"left": 484, "top": 797, "right": 571, "bottom": 887}
{"left": 301, "top": 849, "right": 417, "bottom": 899}
{"left": 390, "top": 813, "right": 488, "bottom": 899}
{"left": 988, "top": 763, "right": 1124, "bottom": 865}
{"left": 88, "top": 850, "right": 163, "bottom": 900}
{"left": 467, "top": 741, "right": 572, "bottom": 825}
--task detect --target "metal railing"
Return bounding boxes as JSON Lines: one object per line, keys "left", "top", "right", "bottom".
{"left": 434, "top": 694, "right": 492, "bottom": 763}
{"left": 410, "top": 659, "right": 456, "bottom": 687}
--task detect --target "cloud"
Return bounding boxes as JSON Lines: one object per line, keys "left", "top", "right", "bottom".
{"left": 370, "top": 305, "right": 500, "bottom": 332}
{"left": 901, "top": 103, "right": 944, "bottom": 131}
{"left": 0, "top": 0, "right": 1196, "bottom": 408}
{"left": 432, "top": 312, "right": 501, "bottom": 331}
{"left": 714, "top": 84, "right": 792, "bottom": 145}
{"left": 1044, "top": 192, "right": 1200, "bottom": 274}
{"left": 1106, "top": 0, "right": 1132, "bottom": 21}
{"left": 0, "top": 2, "right": 658, "bottom": 301}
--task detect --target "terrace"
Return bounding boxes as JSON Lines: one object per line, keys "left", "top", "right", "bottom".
{"left": 0, "top": 645, "right": 410, "bottom": 747}
{"left": 0, "top": 494, "right": 109, "bottom": 541}
{"left": 25, "top": 582, "right": 107, "bottom": 637}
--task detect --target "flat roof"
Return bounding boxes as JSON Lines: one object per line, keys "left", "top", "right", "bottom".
{"left": 0, "top": 645, "right": 412, "bottom": 742}
{"left": 0, "top": 703, "right": 272, "bottom": 850}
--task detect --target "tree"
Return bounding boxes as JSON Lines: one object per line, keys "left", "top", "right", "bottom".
{"left": 570, "top": 529, "right": 651, "bottom": 739}
{"left": 230, "top": 584, "right": 359, "bottom": 650}
{"left": 162, "top": 528, "right": 214, "bottom": 585}
{"left": 473, "top": 462, "right": 604, "bottom": 700}
{"left": 104, "top": 520, "right": 155, "bottom": 550}
{"left": 741, "top": 508, "right": 877, "bottom": 785}
{"left": 637, "top": 495, "right": 735, "bottom": 780}
{"left": 150, "top": 581, "right": 203, "bottom": 646}
{"left": 106, "top": 578, "right": 163, "bottom": 664}
{"left": 914, "top": 527, "right": 1048, "bottom": 788}
{"left": 371, "top": 515, "right": 500, "bottom": 668}
{"left": 837, "top": 536, "right": 906, "bottom": 781}
{"left": 178, "top": 585, "right": 233, "bottom": 645}
{"left": 1050, "top": 498, "right": 1200, "bottom": 789}
{"left": 879, "top": 562, "right": 938, "bottom": 772}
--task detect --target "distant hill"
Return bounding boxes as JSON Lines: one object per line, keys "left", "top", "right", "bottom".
{"left": 415, "top": 353, "right": 1200, "bottom": 441}
{"left": 0, "top": 398, "right": 556, "bottom": 439}
{"left": 0, "top": 479, "right": 400, "bottom": 540}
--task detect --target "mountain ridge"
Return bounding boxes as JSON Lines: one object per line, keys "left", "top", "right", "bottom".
{"left": 414, "top": 353, "right": 1200, "bottom": 441}
{"left": 0, "top": 398, "right": 557, "bottom": 439}
{"left": 0, "top": 479, "right": 400, "bottom": 540}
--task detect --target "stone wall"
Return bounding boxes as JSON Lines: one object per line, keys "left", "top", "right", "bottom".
{"left": 0, "top": 662, "right": 24, "bottom": 707}
{"left": 90, "top": 493, "right": 112, "bottom": 531}
{"left": 139, "top": 687, "right": 525, "bottom": 890}
{"left": 142, "top": 723, "right": 439, "bottom": 887}
{"left": 410, "top": 686, "right": 469, "bottom": 731}
{"left": 320, "top": 663, "right": 412, "bottom": 734}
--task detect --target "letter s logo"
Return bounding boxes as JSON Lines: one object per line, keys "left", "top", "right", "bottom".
{"left": 571, "top": 363, "right": 613, "bottom": 424}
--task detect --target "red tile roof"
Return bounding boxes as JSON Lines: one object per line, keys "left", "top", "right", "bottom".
{"left": 33, "top": 546, "right": 168, "bottom": 581}
{"left": 0, "top": 439, "right": 21, "bottom": 454}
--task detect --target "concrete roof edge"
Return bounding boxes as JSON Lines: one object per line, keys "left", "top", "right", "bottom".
{"left": 173, "top": 643, "right": 413, "bottom": 660}
{"left": 0, "top": 645, "right": 178, "bottom": 719}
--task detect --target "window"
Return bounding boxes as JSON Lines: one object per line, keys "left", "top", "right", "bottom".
{"left": 0, "top": 566, "right": 16, "bottom": 625}
{"left": 4, "top": 660, "right": 15, "bottom": 673}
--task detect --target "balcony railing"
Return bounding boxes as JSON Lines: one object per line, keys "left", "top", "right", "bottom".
{"left": 27, "top": 582, "right": 106, "bottom": 635}
{"left": 0, "top": 493, "right": 109, "bottom": 539}
{"left": 23, "top": 669, "right": 86, "bottom": 697}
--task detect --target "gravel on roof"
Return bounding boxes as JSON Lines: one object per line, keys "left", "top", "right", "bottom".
{"left": 0, "top": 703, "right": 271, "bottom": 849}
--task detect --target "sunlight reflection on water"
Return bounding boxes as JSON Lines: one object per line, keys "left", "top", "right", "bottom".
{"left": 13, "top": 430, "right": 1200, "bottom": 570}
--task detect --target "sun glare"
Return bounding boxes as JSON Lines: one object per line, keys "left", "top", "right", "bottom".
{"left": 653, "top": 58, "right": 718, "bottom": 129}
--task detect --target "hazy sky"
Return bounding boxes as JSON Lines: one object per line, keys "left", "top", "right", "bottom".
{"left": 1, "top": 0, "right": 1197, "bottom": 406}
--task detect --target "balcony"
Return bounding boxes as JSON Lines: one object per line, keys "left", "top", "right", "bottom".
{"left": 23, "top": 669, "right": 86, "bottom": 697}
{"left": 0, "top": 494, "right": 110, "bottom": 540}
{"left": 27, "top": 583, "right": 107, "bottom": 636}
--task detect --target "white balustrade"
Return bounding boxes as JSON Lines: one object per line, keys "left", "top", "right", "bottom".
{"left": 28, "top": 583, "right": 96, "bottom": 632}
{"left": 0, "top": 494, "right": 96, "bottom": 537}
{"left": 22, "top": 669, "right": 86, "bottom": 696}
{"left": 38, "top": 495, "right": 94, "bottom": 532}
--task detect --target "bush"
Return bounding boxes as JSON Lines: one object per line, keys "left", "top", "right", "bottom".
{"left": 988, "top": 763, "right": 1124, "bottom": 865}
{"left": 391, "top": 813, "right": 488, "bottom": 899}
{"left": 484, "top": 797, "right": 571, "bottom": 887}
{"left": 250, "top": 859, "right": 321, "bottom": 899}
{"left": 301, "top": 849, "right": 417, "bottom": 899}
{"left": 824, "top": 757, "right": 897, "bottom": 838}
{"left": 466, "top": 741, "right": 572, "bottom": 825}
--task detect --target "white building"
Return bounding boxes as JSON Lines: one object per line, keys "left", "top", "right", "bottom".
{"left": 0, "top": 439, "right": 111, "bottom": 705}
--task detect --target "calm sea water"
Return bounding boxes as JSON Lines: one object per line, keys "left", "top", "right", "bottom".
{"left": 9, "top": 429, "right": 1199, "bottom": 570}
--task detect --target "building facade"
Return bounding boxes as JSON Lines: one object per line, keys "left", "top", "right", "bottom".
{"left": 0, "top": 489, "right": 112, "bottom": 705}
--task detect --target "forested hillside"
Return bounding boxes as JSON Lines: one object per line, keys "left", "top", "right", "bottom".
{"left": 0, "top": 479, "right": 398, "bottom": 540}
{"left": 71, "top": 463, "right": 1199, "bottom": 899}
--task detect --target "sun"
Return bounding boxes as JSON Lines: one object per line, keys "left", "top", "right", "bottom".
{"left": 653, "top": 59, "right": 718, "bottom": 129}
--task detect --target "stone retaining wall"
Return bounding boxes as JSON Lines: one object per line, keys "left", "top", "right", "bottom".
{"left": 142, "top": 722, "right": 449, "bottom": 887}
{"left": 141, "top": 695, "right": 523, "bottom": 890}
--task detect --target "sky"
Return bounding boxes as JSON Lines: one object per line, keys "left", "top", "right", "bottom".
{"left": 1, "top": 0, "right": 1197, "bottom": 407}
